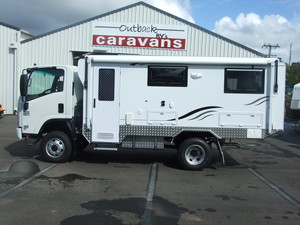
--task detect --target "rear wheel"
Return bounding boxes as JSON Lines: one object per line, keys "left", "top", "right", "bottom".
{"left": 40, "top": 131, "right": 72, "bottom": 162}
{"left": 178, "top": 137, "right": 212, "bottom": 170}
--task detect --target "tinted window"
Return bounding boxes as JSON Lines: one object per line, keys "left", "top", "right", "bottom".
{"left": 148, "top": 66, "right": 187, "bottom": 87}
{"left": 224, "top": 68, "right": 265, "bottom": 94}
{"left": 99, "top": 69, "right": 115, "bottom": 101}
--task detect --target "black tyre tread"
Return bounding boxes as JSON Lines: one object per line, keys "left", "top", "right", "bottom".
{"left": 178, "top": 137, "right": 212, "bottom": 170}
{"left": 40, "top": 131, "right": 72, "bottom": 163}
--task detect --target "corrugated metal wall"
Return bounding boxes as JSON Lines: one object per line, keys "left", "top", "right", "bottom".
{"left": 0, "top": 24, "right": 19, "bottom": 114}
{"left": 20, "top": 3, "right": 262, "bottom": 71}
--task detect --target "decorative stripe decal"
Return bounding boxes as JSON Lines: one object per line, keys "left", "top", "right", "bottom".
{"left": 199, "top": 114, "right": 214, "bottom": 121}
{"left": 255, "top": 99, "right": 268, "bottom": 106}
{"left": 245, "top": 96, "right": 269, "bottom": 106}
{"left": 189, "top": 110, "right": 218, "bottom": 120}
{"left": 169, "top": 106, "right": 222, "bottom": 121}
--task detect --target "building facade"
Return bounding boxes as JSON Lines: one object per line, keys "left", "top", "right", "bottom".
{"left": 0, "top": 22, "right": 33, "bottom": 114}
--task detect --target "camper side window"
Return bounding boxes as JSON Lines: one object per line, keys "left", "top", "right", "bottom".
{"left": 224, "top": 68, "right": 265, "bottom": 94}
{"left": 148, "top": 66, "right": 187, "bottom": 87}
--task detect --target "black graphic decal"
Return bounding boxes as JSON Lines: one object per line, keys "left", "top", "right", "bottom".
{"left": 199, "top": 114, "right": 214, "bottom": 121}
{"left": 189, "top": 110, "right": 218, "bottom": 120}
{"left": 245, "top": 96, "right": 269, "bottom": 106}
{"left": 169, "top": 106, "right": 221, "bottom": 121}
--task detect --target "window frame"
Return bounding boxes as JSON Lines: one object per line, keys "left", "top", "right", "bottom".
{"left": 224, "top": 68, "right": 265, "bottom": 94}
{"left": 26, "top": 68, "right": 64, "bottom": 101}
{"left": 148, "top": 65, "right": 188, "bottom": 87}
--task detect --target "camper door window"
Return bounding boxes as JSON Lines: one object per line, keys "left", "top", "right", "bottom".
{"left": 148, "top": 66, "right": 187, "bottom": 87}
{"left": 224, "top": 68, "right": 265, "bottom": 94}
{"left": 98, "top": 69, "right": 115, "bottom": 101}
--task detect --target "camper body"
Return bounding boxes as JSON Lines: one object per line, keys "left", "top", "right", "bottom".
{"left": 290, "top": 83, "right": 300, "bottom": 119}
{"left": 17, "top": 55, "right": 285, "bottom": 170}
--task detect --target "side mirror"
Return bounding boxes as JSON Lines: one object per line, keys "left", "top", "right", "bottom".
{"left": 20, "top": 74, "right": 28, "bottom": 97}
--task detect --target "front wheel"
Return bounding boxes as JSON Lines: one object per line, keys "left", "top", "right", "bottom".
{"left": 177, "top": 138, "right": 212, "bottom": 170}
{"left": 40, "top": 131, "right": 72, "bottom": 162}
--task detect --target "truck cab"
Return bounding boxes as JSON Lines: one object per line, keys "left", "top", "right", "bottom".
{"left": 17, "top": 66, "right": 84, "bottom": 162}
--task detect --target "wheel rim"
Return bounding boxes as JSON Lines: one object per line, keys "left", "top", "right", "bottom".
{"left": 45, "top": 138, "right": 65, "bottom": 158}
{"left": 185, "top": 144, "right": 206, "bottom": 166}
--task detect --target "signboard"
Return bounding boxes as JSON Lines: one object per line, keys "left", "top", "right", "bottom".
{"left": 92, "top": 22, "right": 187, "bottom": 50}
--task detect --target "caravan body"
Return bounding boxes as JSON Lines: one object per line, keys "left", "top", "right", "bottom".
{"left": 79, "top": 55, "right": 285, "bottom": 143}
{"left": 290, "top": 83, "right": 300, "bottom": 119}
{"left": 17, "top": 55, "right": 285, "bottom": 170}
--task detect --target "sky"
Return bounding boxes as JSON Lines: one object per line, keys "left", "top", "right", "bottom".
{"left": 0, "top": 0, "right": 299, "bottom": 63}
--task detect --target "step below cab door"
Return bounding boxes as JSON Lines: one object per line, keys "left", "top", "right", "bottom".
{"left": 92, "top": 65, "right": 120, "bottom": 143}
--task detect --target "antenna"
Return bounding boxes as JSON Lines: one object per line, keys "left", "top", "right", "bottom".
{"left": 262, "top": 43, "right": 280, "bottom": 57}
{"left": 289, "top": 43, "right": 292, "bottom": 65}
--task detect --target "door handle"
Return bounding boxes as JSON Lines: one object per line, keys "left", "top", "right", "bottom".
{"left": 58, "top": 103, "right": 64, "bottom": 113}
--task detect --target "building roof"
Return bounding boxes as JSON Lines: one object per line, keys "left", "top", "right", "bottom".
{"left": 20, "top": 1, "right": 265, "bottom": 57}
{"left": 0, "top": 21, "right": 20, "bottom": 31}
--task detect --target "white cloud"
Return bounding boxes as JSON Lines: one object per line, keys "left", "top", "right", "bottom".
{"left": 214, "top": 13, "right": 300, "bottom": 63}
{"left": 149, "top": 0, "right": 195, "bottom": 23}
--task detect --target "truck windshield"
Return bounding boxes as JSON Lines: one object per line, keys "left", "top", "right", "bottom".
{"left": 27, "top": 68, "right": 64, "bottom": 101}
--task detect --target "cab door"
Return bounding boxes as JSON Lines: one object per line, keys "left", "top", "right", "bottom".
{"left": 20, "top": 67, "right": 67, "bottom": 135}
{"left": 91, "top": 65, "right": 120, "bottom": 143}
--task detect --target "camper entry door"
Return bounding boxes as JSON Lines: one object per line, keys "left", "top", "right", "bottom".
{"left": 91, "top": 64, "right": 120, "bottom": 143}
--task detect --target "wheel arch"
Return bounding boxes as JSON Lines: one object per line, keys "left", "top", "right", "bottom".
{"left": 39, "top": 119, "right": 88, "bottom": 157}
{"left": 172, "top": 130, "right": 219, "bottom": 146}
{"left": 39, "top": 119, "right": 73, "bottom": 139}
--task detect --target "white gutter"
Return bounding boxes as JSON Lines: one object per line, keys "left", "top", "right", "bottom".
{"left": 89, "top": 55, "right": 274, "bottom": 66}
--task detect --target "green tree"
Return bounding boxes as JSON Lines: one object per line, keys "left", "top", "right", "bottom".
{"left": 286, "top": 62, "right": 300, "bottom": 88}
{"left": 285, "top": 62, "right": 300, "bottom": 117}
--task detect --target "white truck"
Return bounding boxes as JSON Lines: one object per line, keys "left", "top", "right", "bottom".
{"left": 17, "top": 55, "right": 285, "bottom": 170}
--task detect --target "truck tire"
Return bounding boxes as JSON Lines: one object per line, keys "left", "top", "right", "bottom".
{"left": 40, "top": 131, "right": 72, "bottom": 163}
{"left": 177, "top": 137, "right": 212, "bottom": 170}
